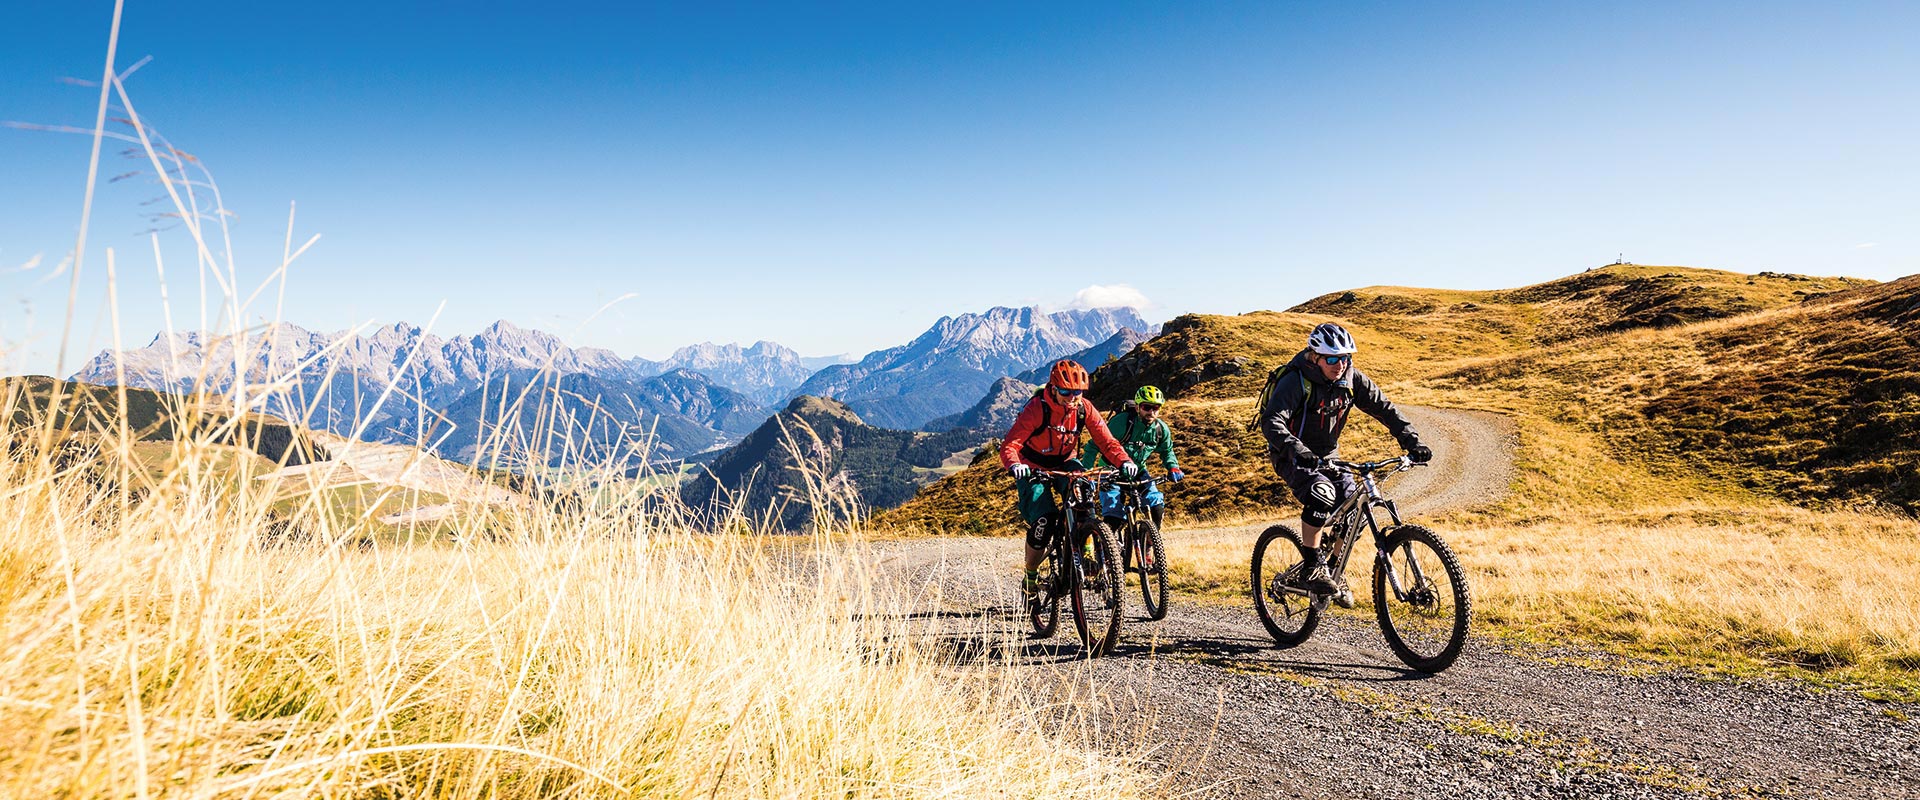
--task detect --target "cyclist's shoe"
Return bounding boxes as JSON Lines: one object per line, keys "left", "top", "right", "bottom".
{"left": 1331, "top": 581, "right": 1356, "bottom": 609}
{"left": 1022, "top": 570, "right": 1042, "bottom": 596}
{"left": 1303, "top": 560, "right": 1337, "bottom": 596}
{"left": 1282, "top": 560, "right": 1309, "bottom": 590}
{"left": 1081, "top": 554, "right": 1106, "bottom": 589}
{"left": 1082, "top": 552, "right": 1113, "bottom": 583}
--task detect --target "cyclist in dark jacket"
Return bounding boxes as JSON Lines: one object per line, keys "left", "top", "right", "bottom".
{"left": 1259, "top": 323, "right": 1432, "bottom": 594}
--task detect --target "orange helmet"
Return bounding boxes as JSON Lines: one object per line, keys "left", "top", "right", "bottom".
{"left": 1047, "top": 360, "right": 1091, "bottom": 391}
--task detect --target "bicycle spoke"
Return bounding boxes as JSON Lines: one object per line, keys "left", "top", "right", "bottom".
{"left": 1252, "top": 525, "right": 1321, "bottom": 646}
{"left": 1373, "top": 526, "right": 1471, "bottom": 672}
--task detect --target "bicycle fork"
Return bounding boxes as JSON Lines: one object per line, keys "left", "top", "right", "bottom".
{"left": 1363, "top": 495, "right": 1433, "bottom": 603}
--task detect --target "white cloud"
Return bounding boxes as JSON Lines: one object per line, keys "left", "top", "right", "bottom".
{"left": 1856, "top": 242, "right": 1878, "bottom": 249}
{"left": 1067, "top": 284, "right": 1152, "bottom": 312}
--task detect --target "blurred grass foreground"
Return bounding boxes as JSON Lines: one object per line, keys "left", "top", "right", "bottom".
{"left": 0, "top": 377, "right": 1141, "bottom": 797}
{"left": 0, "top": 6, "right": 1142, "bottom": 790}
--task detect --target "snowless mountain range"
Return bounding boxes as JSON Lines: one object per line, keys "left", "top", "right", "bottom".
{"left": 69, "top": 306, "right": 1154, "bottom": 467}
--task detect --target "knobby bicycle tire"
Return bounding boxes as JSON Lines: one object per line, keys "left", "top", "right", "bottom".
{"left": 1251, "top": 524, "right": 1322, "bottom": 647}
{"left": 1070, "top": 519, "right": 1125, "bottom": 656}
{"left": 1135, "top": 515, "right": 1170, "bottom": 621}
{"left": 1371, "top": 525, "right": 1472, "bottom": 672}
{"left": 1029, "top": 530, "right": 1061, "bottom": 639}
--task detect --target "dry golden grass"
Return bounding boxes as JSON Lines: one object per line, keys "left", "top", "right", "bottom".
{"left": 1163, "top": 503, "right": 1920, "bottom": 699}
{"left": 890, "top": 264, "right": 1919, "bottom": 697}
{"left": 0, "top": 417, "right": 1147, "bottom": 797}
{"left": 0, "top": 21, "right": 1149, "bottom": 790}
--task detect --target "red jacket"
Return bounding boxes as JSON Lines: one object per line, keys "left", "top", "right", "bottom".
{"left": 999, "top": 392, "right": 1131, "bottom": 471}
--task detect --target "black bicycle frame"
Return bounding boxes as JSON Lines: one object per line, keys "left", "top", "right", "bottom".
{"left": 1057, "top": 474, "right": 1102, "bottom": 533}
{"left": 1039, "top": 471, "right": 1108, "bottom": 592}
{"left": 1323, "top": 462, "right": 1427, "bottom": 603}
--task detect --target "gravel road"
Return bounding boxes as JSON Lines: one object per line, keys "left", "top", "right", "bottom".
{"left": 870, "top": 408, "right": 1918, "bottom": 799}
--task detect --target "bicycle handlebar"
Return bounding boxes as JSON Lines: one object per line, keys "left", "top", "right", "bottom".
{"left": 1328, "top": 455, "right": 1424, "bottom": 475}
{"left": 1029, "top": 468, "right": 1120, "bottom": 479}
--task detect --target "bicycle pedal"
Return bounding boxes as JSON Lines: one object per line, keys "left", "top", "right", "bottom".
{"left": 1332, "top": 586, "right": 1355, "bottom": 609}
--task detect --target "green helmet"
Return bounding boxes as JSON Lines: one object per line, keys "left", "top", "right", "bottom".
{"left": 1133, "top": 385, "right": 1166, "bottom": 406}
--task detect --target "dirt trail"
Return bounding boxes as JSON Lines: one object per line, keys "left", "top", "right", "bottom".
{"left": 872, "top": 407, "right": 1917, "bottom": 799}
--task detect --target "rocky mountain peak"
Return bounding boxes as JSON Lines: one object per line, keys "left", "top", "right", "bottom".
{"left": 791, "top": 304, "right": 1152, "bottom": 430}
{"left": 746, "top": 340, "right": 798, "bottom": 359}
{"left": 654, "top": 340, "right": 817, "bottom": 404}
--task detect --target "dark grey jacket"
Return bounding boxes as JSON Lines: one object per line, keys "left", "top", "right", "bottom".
{"left": 1259, "top": 349, "right": 1421, "bottom": 469}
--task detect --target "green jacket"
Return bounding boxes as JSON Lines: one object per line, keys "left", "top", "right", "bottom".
{"left": 1083, "top": 405, "right": 1179, "bottom": 471}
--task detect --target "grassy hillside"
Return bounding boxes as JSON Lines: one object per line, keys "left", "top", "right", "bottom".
{"left": 2, "top": 377, "right": 537, "bottom": 545}
{"left": 682, "top": 396, "right": 984, "bottom": 530}
{"left": 4, "top": 375, "right": 328, "bottom": 467}
{"left": 1531, "top": 276, "right": 1918, "bottom": 511}
{"left": 889, "top": 265, "right": 1891, "bottom": 533}
{"left": 882, "top": 265, "right": 1920, "bottom": 694}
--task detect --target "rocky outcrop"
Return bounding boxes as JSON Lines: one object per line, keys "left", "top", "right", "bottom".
{"left": 1012, "top": 327, "right": 1155, "bottom": 385}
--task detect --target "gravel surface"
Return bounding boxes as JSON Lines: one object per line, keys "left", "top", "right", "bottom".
{"left": 869, "top": 408, "right": 1920, "bottom": 799}
{"left": 1389, "top": 406, "right": 1515, "bottom": 517}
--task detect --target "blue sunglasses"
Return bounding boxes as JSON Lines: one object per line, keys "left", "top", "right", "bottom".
{"left": 1321, "top": 354, "right": 1351, "bottom": 365}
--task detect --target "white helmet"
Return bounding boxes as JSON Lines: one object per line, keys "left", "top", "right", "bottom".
{"left": 1307, "top": 322, "right": 1357, "bottom": 356}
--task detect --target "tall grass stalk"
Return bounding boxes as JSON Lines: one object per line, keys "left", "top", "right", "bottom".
{"left": 1, "top": 9, "right": 1145, "bottom": 792}
{"left": 0, "top": 421, "right": 1141, "bottom": 796}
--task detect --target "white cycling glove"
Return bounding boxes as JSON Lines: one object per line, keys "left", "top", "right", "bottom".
{"left": 1009, "top": 464, "right": 1032, "bottom": 480}
{"left": 1121, "top": 462, "right": 1141, "bottom": 479}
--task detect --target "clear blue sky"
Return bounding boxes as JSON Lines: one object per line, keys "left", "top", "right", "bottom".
{"left": 4, "top": 1, "right": 1915, "bottom": 375}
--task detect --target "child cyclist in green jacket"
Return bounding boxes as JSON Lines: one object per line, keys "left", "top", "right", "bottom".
{"left": 1082, "top": 386, "right": 1186, "bottom": 532}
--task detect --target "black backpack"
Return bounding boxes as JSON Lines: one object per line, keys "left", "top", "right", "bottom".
{"left": 1247, "top": 361, "right": 1311, "bottom": 432}
{"left": 1033, "top": 387, "right": 1088, "bottom": 432}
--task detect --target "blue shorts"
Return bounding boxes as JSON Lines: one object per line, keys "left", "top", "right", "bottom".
{"left": 1099, "top": 481, "right": 1164, "bottom": 518}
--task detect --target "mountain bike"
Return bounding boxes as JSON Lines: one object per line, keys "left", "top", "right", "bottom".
{"left": 1027, "top": 468, "right": 1125, "bottom": 656}
{"left": 1250, "top": 456, "right": 1472, "bottom": 672}
{"left": 1101, "top": 475, "right": 1170, "bottom": 620}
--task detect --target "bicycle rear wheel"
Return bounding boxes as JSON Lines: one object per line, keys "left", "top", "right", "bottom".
{"left": 1069, "top": 519, "right": 1125, "bottom": 656}
{"left": 1372, "top": 525, "right": 1471, "bottom": 672}
{"left": 1251, "top": 524, "right": 1322, "bottom": 647}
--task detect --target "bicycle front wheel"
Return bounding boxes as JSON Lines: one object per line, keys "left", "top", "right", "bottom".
{"left": 1069, "top": 520, "right": 1125, "bottom": 656}
{"left": 1372, "top": 525, "right": 1471, "bottom": 672}
{"left": 1134, "top": 515, "right": 1170, "bottom": 621}
{"left": 1251, "top": 524, "right": 1321, "bottom": 647}
{"left": 1029, "top": 538, "right": 1061, "bottom": 639}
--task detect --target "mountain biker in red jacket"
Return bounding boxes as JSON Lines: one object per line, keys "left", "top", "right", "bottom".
{"left": 1258, "top": 323, "right": 1433, "bottom": 596}
{"left": 1001, "top": 360, "right": 1139, "bottom": 594}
